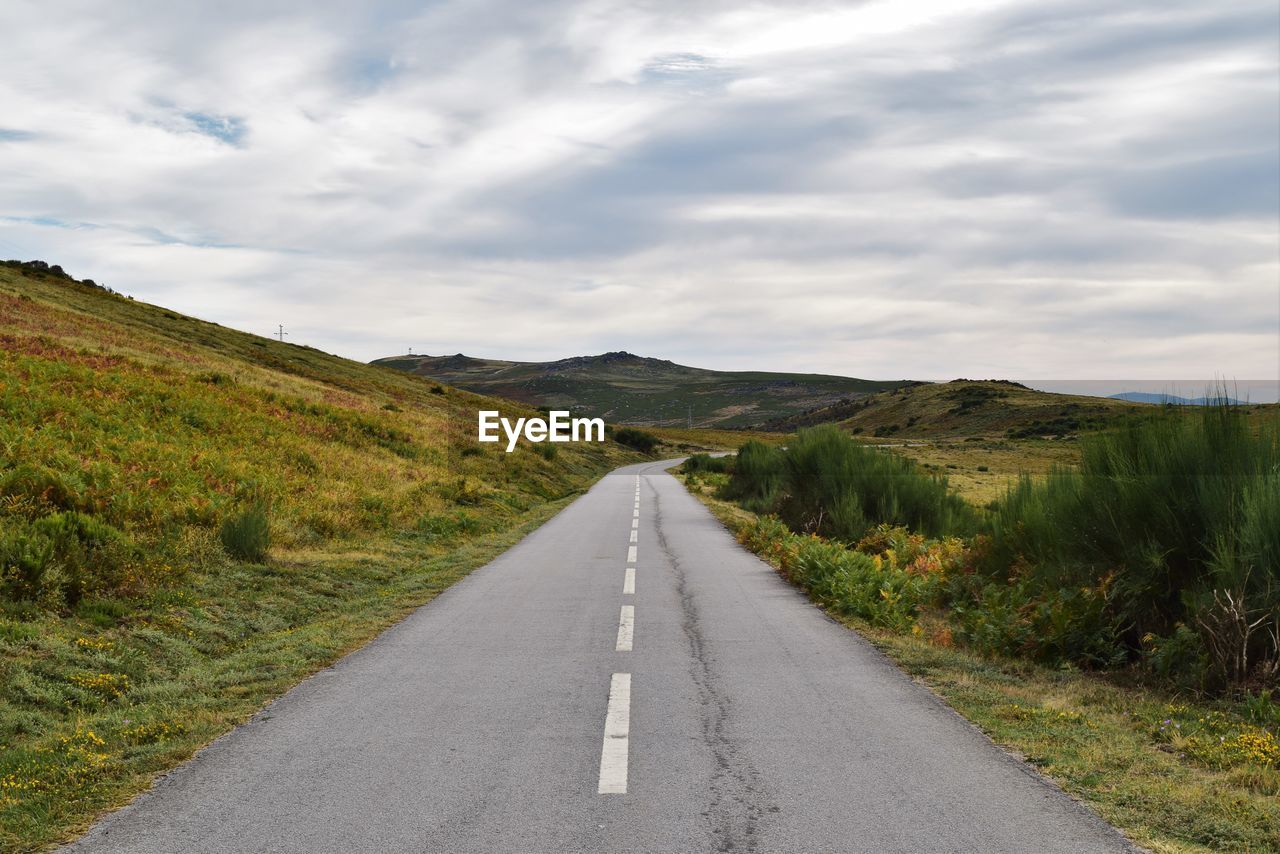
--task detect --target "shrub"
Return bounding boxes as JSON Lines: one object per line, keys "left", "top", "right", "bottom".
{"left": 1143, "top": 624, "right": 1210, "bottom": 692}
{"left": 683, "top": 453, "right": 732, "bottom": 474}
{"left": 1, "top": 513, "right": 135, "bottom": 606}
{"left": 614, "top": 427, "right": 659, "bottom": 453}
{"left": 0, "top": 464, "right": 85, "bottom": 513}
{"left": 736, "top": 517, "right": 945, "bottom": 633}
{"left": 719, "top": 441, "right": 784, "bottom": 512}
{"left": 0, "top": 526, "right": 54, "bottom": 602}
{"left": 776, "top": 426, "right": 975, "bottom": 542}
{"left": 219, "top": 504, "right": 271, "bottom": 562}
{"left": 983, "top": 401, "right": 1280, "bottom": 686}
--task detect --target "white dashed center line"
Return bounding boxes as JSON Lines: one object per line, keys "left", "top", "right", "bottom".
{"left": 597, "top": 673, "right": 631, "bottom": 794}
{"left": 615, "top": 605, "right": 634, "bottom": 651}
{"left": 623, "top": 566, "right": 635, "bottom": 594}
{"left": 627, "top": 545, "right": 637, "bottom": 563}
{"left": 629, "top": 529, "right": 638, "bottom": 543}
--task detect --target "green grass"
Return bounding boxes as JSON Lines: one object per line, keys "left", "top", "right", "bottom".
{"left": 0, "top": 265, "right": 647, "bottom": 849}
{"left": 681, "top": 475, "right": 1280, "bottom": 853}
{"left": 0, "top": 503, "right": 577, "bottom": 850}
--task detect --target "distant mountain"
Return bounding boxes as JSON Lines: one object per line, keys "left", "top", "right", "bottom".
{"left": 762, "top": 379, "right": 1141, "bottom": 438}
{"left": 1109, "top": 392, "right": 1247, "bottom": 406}
{"left": 371, "top": 351, "right": 914, "bottom": 428}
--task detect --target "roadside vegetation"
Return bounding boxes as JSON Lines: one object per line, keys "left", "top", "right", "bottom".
{"left": 0, "top": 264, "right": 646, "bottom": 849}
{"left": 682, "top": 409, "right": 1279, "bottom": 852}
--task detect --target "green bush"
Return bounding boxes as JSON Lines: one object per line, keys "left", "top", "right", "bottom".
{"left": 0, "top": 464, "right": 85, "bottom": 513}
{"left": 219, "top": 504, "right": 271, "bottom": 562}
{"left": 613, "top": 427, "right": 658, "bottom": 453}
{"left": 1, "top": 513, "right": 134, "bottom": 606}
{"left": 720, "top": 429, "right": 973, "bottom": 541}
{"left": 776, "top": 426, "right": 975, "bottom": 542}
{"left": 736, "top": 517, "right": 944, "bottom": 633}
{"left": 719, "top": 441, "right": 784, "bottom": 513}
{"left": 683, "top": 453, "right": 732, "bottom": 474}
{"left": 983, "top": 402, "right": 1279, "bottom": 686}
{"left": 0, "top": 526, "right": 53, "bottom": 602}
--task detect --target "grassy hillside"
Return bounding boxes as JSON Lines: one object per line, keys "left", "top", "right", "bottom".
{"left": 0, "top": 262, "right": 646, "bottom": 849}
{"left": 764, "top": 379, "right": 1141, "bottom": 438}
{"left": 373, "top": 351, "right": 913, "bottom": 429}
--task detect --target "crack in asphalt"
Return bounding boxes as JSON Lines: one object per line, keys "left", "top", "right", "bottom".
{"left": 651, "top": 477, "right": 767, "bottom": 853}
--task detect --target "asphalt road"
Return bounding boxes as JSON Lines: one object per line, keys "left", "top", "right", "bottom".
{"left": 69, "top": 460, "right": 1135, "bottom": 853}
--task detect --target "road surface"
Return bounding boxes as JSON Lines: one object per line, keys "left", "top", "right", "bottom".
{"left": 69, "top": 460, "right": 1135, "bottom": 853}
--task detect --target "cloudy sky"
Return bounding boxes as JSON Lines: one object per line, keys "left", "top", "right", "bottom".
{"left": 1, "top": 0, "right": 1277, "bottom": 393}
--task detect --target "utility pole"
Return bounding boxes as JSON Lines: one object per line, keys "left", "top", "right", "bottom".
{"left": 276, "top": 324, "right": 288, "bottom": 343}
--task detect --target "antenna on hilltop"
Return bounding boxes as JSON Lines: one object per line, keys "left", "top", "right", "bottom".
{"left": 409, "top": 346, "right": 413, "bottom": 355}
{"left": 275, "top": 324, "right": 288, "bottom": 342}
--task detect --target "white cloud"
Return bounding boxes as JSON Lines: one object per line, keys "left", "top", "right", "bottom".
{"left": 0, "top": 0, "right": 1275, "bottom": 391}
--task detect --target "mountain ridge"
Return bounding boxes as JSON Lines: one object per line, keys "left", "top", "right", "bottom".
{"left": 372, "top": 351, "right": 915, "bottom": 428}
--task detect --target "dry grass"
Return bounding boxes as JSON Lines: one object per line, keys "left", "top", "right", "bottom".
{"left": 876, "top": 438, "right": 1083, "bottom": 505}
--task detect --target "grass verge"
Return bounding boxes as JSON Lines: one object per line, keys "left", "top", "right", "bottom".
{"left": 680, "top": 473, "right": 1280, "bottom": 854}
{"left": 1, "top": 497, "right": 579, "bottom": 851}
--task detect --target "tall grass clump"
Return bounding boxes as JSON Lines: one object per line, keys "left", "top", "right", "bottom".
{"left": 219, "top": 504, "right": 271, "bottom": 562}
{"left": 719, "top": 440, "right": 784, "bottom": 513}
{"left": 724, "top": 427, "right": 974, "bottom": 542}
{"left": 683, "top": 453, "right": 732, "bottom": 474}
{"left": 780, "top": 426, "right": 976, "bottom": 541}
{"left": 984, "top": 401, "right": 1279, "bottom": 687}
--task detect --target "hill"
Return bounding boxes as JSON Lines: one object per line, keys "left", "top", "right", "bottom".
{"left": 372, "top": 351, "right": 913, "bottom": 429}
{"left": 0, "top": 261, "right": 651, "bottom": 848}
{"left": 763, "top": 379, "right": 1141, "bottom": 439}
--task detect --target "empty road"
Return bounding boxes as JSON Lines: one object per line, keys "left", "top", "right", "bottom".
{"left": 69, "top": 460, "right": 1134, "bottom": 853}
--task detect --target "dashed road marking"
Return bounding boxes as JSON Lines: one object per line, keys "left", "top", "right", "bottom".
{"left": 615, "top": 605, "right": 634, "bottom": 651}
{"left": 597, "top": 673, "right": 631, "bottom": 794}
{"left": 632, "top": 518, "right": 639, "bottom": 529}
{"left": 629, "top": 529, "right": 638, "bottom": 543}
{"left": 627, "top": 545, "right": 637, "bottom": 563}
{"left": 623, "top": 567, "right": 635, "bottom": 594}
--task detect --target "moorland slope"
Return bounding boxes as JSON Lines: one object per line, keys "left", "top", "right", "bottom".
{"left": 0, "top": 261, "right": 645, "bottom": 847}
{"left": 373, "top": 351, "right": 913, "bottom": 429}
